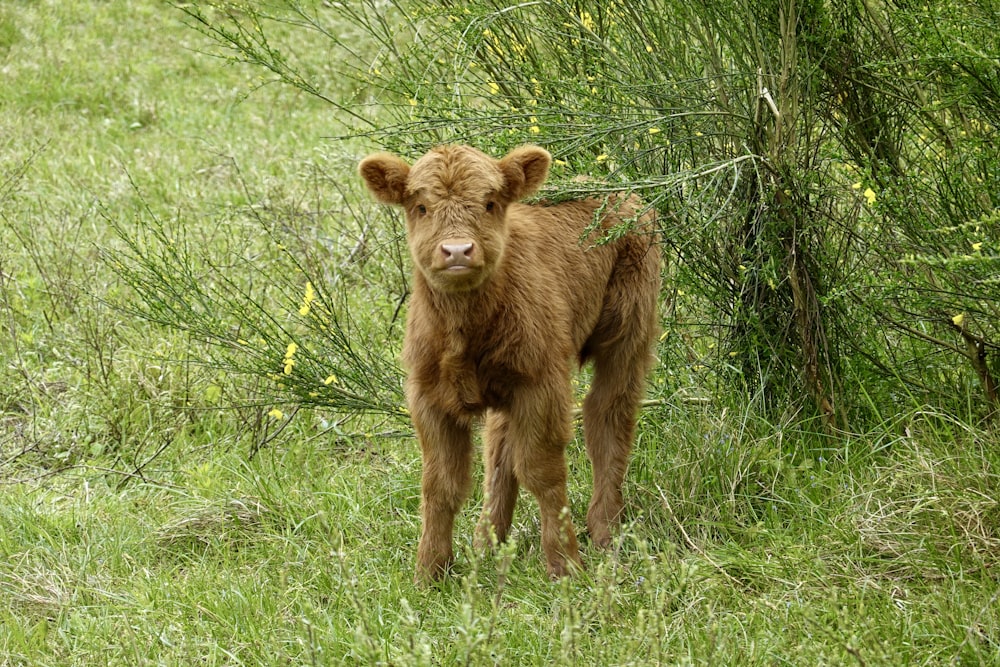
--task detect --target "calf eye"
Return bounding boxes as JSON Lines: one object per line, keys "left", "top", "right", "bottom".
{"left": 417, "top": 204, "right": 427, "bottom": 216}
{"left": 486, "top": 201, "right": 495, "bottom": 212}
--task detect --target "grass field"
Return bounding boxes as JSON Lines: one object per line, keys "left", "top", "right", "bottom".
{"left": 1, "top": 1, "right": 998, "bottom": 665}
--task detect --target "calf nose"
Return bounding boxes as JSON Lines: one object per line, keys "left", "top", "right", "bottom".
{"left": 441, "top": 242, "right": 475, "bottom": 268}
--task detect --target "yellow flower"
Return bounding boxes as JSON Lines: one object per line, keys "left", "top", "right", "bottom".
{"left": 863, "top": 188, "right": 877, "bottom": 205}
{"left": 648, "top": 127, "right": 661, "bottom": 135}
{"left": 580, "top": 10, "right": 595, "bottom": 31}
{"left": 852, "top": 182, "right": 862, "bottom": 190}
{"left": 298, "top": 281, "right": 316, "bottom": 316}
{"left": 488, "top": 81, "right": 500, "bottom": 95}
{"left": 972, "top": 241, "right": 983, "bottom": 252}
{"left": 595, "top": 154, "right": 608, "bottom": 162}
{"left": 324, "top": 374, "right": 338, "bottom": 385}
{"left": 283, "top": 342, "right": 298, "bottom": 375}
{"left": 646, "top": 44, "right": 654, "bottom": 53}
{"left": 952, "top": 313, "right": 965, "bottom": 326}
{"left": 267, "top": 408, "right": 284, "bottom": 420}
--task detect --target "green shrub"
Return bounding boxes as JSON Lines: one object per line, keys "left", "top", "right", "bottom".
{"left": 170, "top": 0, "right": 998, "bottom": 428}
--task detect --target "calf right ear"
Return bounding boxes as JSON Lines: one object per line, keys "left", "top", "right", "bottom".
{"left": 359, "top": 153, "right": 410, "bottom": 205}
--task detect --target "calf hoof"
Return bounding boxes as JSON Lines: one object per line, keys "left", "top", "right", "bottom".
{"left": 414, "top": 565, "right": 449, "bottom": 585}
{"left": 589, "top": 526, "right": 613, "bottom": 549}
{"left": 587, "top": 502, "right": 623, "bottom": 550}
{"left": 473, "top": 523, "right": 496, "bottom": 553}
{"left": 415, "top": 552, "right": 453, "bottom": 584}
{"left": 546, "top": 552, "right": 585, "bottom": 580}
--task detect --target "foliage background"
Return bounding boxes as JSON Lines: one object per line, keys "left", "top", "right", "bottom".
{"left": 175, "top": 0, "right": 1000, "bottom": 429}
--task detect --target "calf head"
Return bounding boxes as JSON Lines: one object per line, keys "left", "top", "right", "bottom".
{"left": 359, "top": 145, "right": 552, "bottom": 292}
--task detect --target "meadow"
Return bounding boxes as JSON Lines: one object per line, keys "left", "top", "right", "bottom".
{"left": 1, "top": 1, "right": 997, "bottom": 665}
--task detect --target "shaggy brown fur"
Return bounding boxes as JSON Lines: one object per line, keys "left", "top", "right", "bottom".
{"left": 359, "top": 144, "right": 661, "bottom": 581}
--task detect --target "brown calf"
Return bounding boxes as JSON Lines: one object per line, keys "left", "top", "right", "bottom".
{"left": 359, "top": 144, "right": 660, "bottom": 580}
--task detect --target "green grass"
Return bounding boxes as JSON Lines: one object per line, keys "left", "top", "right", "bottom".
{"left": 1, "top": 1, "right": 998, "bottom": 665}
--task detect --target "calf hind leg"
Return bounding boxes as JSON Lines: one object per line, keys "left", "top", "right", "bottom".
{"left": 583, "top": 250, "right": 659, "bottom": 547}
{"left": 475, "top": 410, "right": 519, "bottom": 550}
{"left": 582, "top": 352, "right": 649, "bottom": 548}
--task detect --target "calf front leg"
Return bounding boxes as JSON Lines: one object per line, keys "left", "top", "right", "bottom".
{"left": 411, "top": 404, "right": 473, "bottom": 582}
{"left": 510, "top": 385, "right": 581, "bottom": 578}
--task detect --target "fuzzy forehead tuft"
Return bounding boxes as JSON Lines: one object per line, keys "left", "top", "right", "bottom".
{"left": 405, "top": 145, "right": 505, "bottom": 202}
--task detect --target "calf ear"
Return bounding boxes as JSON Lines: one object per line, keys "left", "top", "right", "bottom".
{"left": 359, "top": 153, "right": 411, "bottom": 205}
{"left": 499, "top": 145, "right": 551, "bottom": 202}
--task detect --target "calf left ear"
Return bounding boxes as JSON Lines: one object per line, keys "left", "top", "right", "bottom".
{"left": 359, "top": 153, "right": 411, "bottom": 206}
{"left": 499, "top": 145, "right": 551, "bottom": 202}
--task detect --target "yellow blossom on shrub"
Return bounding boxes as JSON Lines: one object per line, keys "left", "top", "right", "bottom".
{"left": 283, "top": 342, "right": 298, "bottom": 375}
{"left": 952, "top": 313, "right": 965, "bottom": 326}
{"left": 268, "top": 408, "right": 284, "bottom": 420}
{"left": 863, "top": 188, "right": 877, "bottom": 205}
{"left": 298, "top": 281, "right": 315, "bottom": 316}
